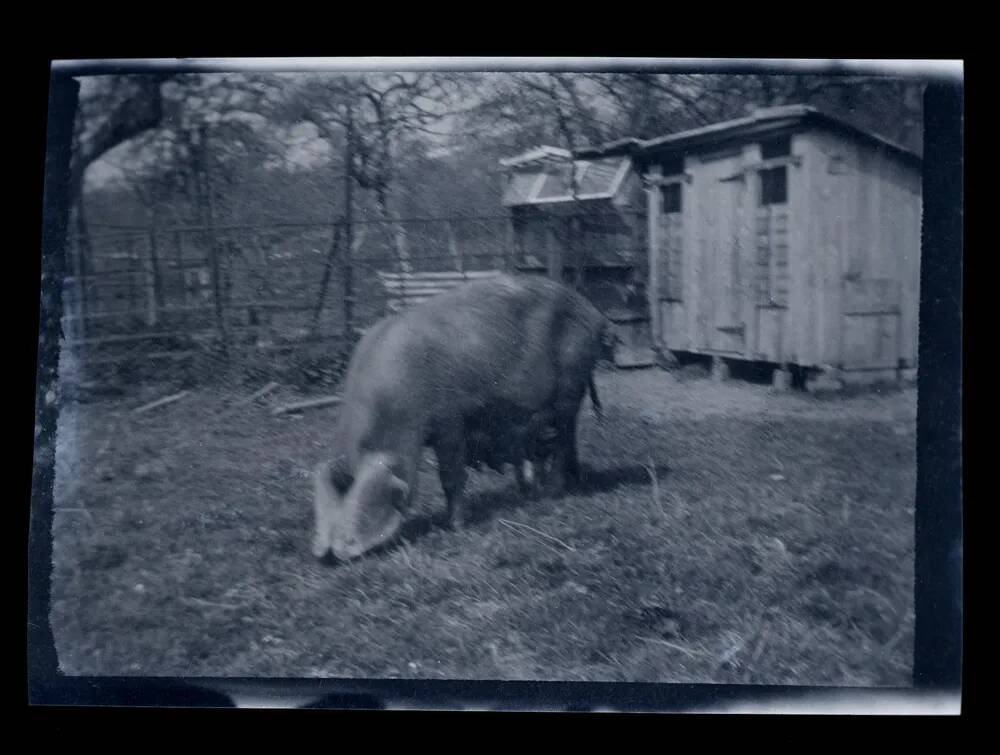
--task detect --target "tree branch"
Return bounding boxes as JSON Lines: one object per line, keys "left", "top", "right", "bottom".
{"left": 73, "top": 76, "right": 168, "bottom": 188}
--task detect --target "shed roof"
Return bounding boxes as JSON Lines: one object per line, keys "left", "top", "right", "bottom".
{"left": 500, "top": 149, "right": 632, "bottom": 207}
{"left": 575, "top": 105, "right": 921, "bottom": 166}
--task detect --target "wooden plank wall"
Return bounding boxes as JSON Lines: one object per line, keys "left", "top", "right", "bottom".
{"left": 803, "top": 130, "right": 921, "bottom": 369}
{"left": 650, "top": 161, "right": 694, "bottom": 353}
{"left": 692, "top": 149, "right": 746, "bottom": 355}
{"left": 785, "top": 134, "right": 814, "bottom": 366}
{"left": 650, "top": 128, "right": 920, "bottom": 370}
{"left": 736, "top": 141, "right": 795, "bottom": 364}
{"left": 894, "top": 153, "right": 922, "bottom": 368}
{"left": 801, "top": 130, "right": 845, "bottom": 366}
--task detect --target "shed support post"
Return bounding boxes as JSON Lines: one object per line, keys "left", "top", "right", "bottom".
{"left": 711, "top": 356, "right": 729, "bottom": 382}
{"left": 655, "top": 348, "right": 679, "bottom": 370}
{"left": 805, "top": 365, "right": 845, "bottom": 393}
{"left": 772, "top": 363, "right": 792, "bottom": 391}
{"left": 505, "top": 213, "right": 516, "bottom": 273}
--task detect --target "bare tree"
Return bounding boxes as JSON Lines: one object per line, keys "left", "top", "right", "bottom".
{"left": 69, "top": 74, "right": 173, "bottom": 335}
{"left": 284, "top": 72, "right": 469, "bottom": 272}
{"left": 72, "top": 75, "right": 172, "bottom": 197}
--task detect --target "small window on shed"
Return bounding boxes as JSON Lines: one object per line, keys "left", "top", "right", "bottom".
{"left": 660, "top": 156, "right": 684, "bottom": 176}
{"left": 759, "top": 166, "right": 788, "bottom": 206}
{"left": 760, "top": 135, "right": 792, "bottom": 160}
{"left": 661, "top": 183, "right": 682, "bottom": 214}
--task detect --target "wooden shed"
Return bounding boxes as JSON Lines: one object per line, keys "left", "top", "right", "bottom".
{"left": 579, "top": 105, "right": 923, "bottom": 385}
{"left": 500, "top": 145, "right": 653, "bottom": 363}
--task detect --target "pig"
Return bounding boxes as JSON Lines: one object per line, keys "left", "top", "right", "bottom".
{"left": 463, "top": 369, "right": 605, "bottom": 495}
{"left": 312, "top": 274, "right": 611, "bottom": 562}
{"left": 463, "top": 402, "right": 560, "bottom": 496}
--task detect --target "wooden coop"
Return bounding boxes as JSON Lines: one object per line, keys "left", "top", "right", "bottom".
{"left": 577, "top": 105, "right": 923, "bottom": 385}
{"left": 499, "top": 146, "right": 653, "bottom": 366}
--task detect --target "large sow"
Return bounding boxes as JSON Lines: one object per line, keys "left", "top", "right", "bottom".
{"left": 312, "top": 274, "right": 610, "bottom": 561}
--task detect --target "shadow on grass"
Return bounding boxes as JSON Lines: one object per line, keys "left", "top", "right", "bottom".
{"left": 577, "top": 464, "right": 672, "bottom": 495}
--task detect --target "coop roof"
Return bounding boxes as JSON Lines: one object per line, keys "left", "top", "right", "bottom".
{"left": 499, "top": 145, "right": 572, "bottom": 168}
{"left": 501, "top": 150, "right": 632, "bottom": 207}
{"left": 575, "top": 105, "right": 922, "bottom": 166}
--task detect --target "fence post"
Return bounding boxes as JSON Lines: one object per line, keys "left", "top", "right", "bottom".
{"left": 126, "top": 236, "right": 137, "bottom": 315}
{"left": 143, "top": 232, "right": 155, "bottom": 327}
{"left": 447, "top": 220, "right": 463, "bottom": 275}
{"left": 546, "top": 215, "right": 562, "bottom": 282}
{"left": 312, "top": 222, "right": 343, "bottom": 335}
{"left": 505, "top": 213, "right": 516, "bottom": 274}
{"left": 71, "top": 205, "right": 93, "bottom": 338}
{"left": 68, "top": 233, "right": 85, "bottom": 341}
{"left": 146, "top": 224, "right": 164, "bottom": 327}
{"left": 571, "top": 213, "right": 584, "bottom": 290}
{"left": 173, "top": 230, "right": 187, "bottom": 310}
{"left": 343, "top": 101, "right": 355, "bottom": 336}
{"left": 200, "top": 126, "right": 228, "bottom": 358}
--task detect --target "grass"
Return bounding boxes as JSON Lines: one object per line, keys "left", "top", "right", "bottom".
{"left": 49, "top": 369, "right": 916, "bottom": 684}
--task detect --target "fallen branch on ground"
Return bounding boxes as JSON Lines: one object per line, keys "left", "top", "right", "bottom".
{"left": 271, "top": 395, "right": 343, "bottom": 415}
{"left": 205, "top": 382, "right": 284, "bottom": 424}
{"left": 497, "top": 518, "right": 576, "bottom": 552}
{"left": 52, "top": 507, "right": 94, "bottom": 520}
{"left": 178, "top": 596, "right": 241, "bottom": 611}
{"left": 239, "top": 381, "right": 280, "bottom": 406}
{"left": 634, "top": 636, "right": 712, "bottom": 659}
{"left": 132, "top": 390, "right": 190, "bottom": 415}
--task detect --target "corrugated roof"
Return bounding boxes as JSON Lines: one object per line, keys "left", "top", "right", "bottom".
{"left": 575, "top": 105, "right": 921, "bottom": 165}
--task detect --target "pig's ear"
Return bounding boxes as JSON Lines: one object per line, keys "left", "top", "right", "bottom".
{"left": 388, "top": 473, "right": 410, "bottom": 510}
{"left": 389, "top": 473, "right": 409, "bottom": 496}
{"left": 314, "top": 462, "right": 341, "bottom": 504}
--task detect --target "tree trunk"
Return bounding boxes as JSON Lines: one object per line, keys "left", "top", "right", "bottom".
{"left": 760, "top": 75, "right": 777, "bottom": 107}
{"left": 343, "top": 101, "right": 356, "bottom": 334}
{"left": 375, "top": 185, "right": 411, "bottom": 274}
{"left": 199, "top": 127, "right": 228, "bottom": 356}
{"left": 146, "top": 207, "right": 164, "bottom": 327}
{"left": 312, "top": 222, "right": 343, "bottom": 335}
{"left": 71, "top": 198, "right": 92, "bottom": 338}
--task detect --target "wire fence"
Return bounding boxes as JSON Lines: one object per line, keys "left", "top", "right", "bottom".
{"left": 59, "top": 209, "right": 647, "bottom": 397}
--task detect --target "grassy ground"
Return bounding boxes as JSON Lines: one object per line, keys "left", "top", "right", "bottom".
{"left": 49, "top": 366, "right": 916, "bottom": 685}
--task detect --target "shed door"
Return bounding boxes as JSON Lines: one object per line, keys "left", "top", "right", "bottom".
{"left": 698, "top": 153, "right": 749, "bottom": 354}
